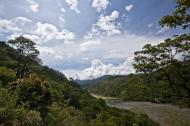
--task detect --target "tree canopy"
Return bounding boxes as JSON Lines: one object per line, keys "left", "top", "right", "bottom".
{"left": 160, "top": 0, "right": 190, "bottom": 29}
{"left": 134, "top": 0, "right": 190, "bottom": 99}
{"left": 8, "top": 36, "right": 40, "bottom": 78}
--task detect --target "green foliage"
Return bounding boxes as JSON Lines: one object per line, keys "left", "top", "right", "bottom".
{"left": 33, "top": 66, "right": 69, "bottom": 84}
{"left": 47, "top": 102, "right": 85, "bottom": 126}
{"left": 0, "top": 42, "right": 18, "bottom": 68}
{"left": 160, "top": 0, "right": 190, "bottom": 29}
{"left": 87, "top": 74, "right": 190, "bottom": 106}
{"left": 133, "top": 35, "right": 190, "bottom": 99}
{"left": 0, "top": 39, "right": 158, "bottom": 126}
{"left": 12, "top": 74, "right": 51, "bottom": 119}
{"left": 0, "top": 67, "right": 16, "bottom": 86}
{"left": 134, "top": 0, "right": 190, "bottom": 103}
{"left": 8, "top": 36, "right": 41, "bottom": 78}
{"left": 0, "top": 88, "right": 43, "bottom": 126}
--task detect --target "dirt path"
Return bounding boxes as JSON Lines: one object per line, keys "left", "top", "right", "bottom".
{"left": 106, "top": 100, "right": 190, "bottom": 126}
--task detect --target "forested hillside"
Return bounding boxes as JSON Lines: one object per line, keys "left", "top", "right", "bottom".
{"left": 0, "top": 37, "right": 158, "bottom": 126}
{"left": 75, "top": 75, "right": 112, "bottom": 87}
{"left": 87, "top": 0, "right": 190, "bottom": 107}
{"left": 86, "top": 74, "right": 190, "bottom": 106}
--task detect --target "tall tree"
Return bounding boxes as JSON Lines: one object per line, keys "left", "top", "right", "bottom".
{"left": 8, "top": 36, "right": 40, "bottom": 78}
{"left": 133, "top": 0, "right": 190, "bottom": 98}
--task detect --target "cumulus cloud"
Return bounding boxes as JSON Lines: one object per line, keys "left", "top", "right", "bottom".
{"left": 65, "top": 0, "right": 80, "bottom": 14}
{"left": 58, "top": 33, "right": 164, "bottom": 79}
{"left": 27, "top": 0, "right": 39, "bottom": 13}
{"left": 80, "top": 40, "right": 101, "bottom": 52}
{"left": 92, "top": 0, "right": 110, "bottom": 12}
{"left": 34, "top": 22, "right": 75, "bottom": 44}
{"left": 125, "top": 4, "right": 133, "bottom": 12}
{"left": 0, "top": 17, "right": 32, "bottom": 34}
{"left": 9, "top": 33, "right": 40, "bottom": 43}
{"left": 91, "top": 10, "right": 121, "bottom": 36}
{"left": 1, "top": 17, "right": 75, "bottom": 45}
{"left": 77, "top": 58, "right": 134, "bottom": 80}
{"left": 37, "top": 46, "right": 66, "bottom": 61}
{"left": 0, "top": 20, "right": 20, "bottom": 33}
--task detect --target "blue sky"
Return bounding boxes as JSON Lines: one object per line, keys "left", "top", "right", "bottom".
{"left": 0, "top": 0, "right": 183, "bottom": 79}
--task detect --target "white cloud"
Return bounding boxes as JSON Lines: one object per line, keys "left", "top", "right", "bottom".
{"left": 125, "top": 4, "right": 133, "bottom": 12}
{"left": 0, "top": 20, "right": 21, "bottom": 33}
{"left": 30, "top": 3, "right": 39, "bottom": 13}
{"left": 9, "top": 33, "right": 40, "bottom": 43}
{"left": 92, "top": 0, "right": 110, "bottom": 12}
{"left": 3, "top": 19, "right": 75, "bottom": 45}
{"left": 27, "top": 0, "right": 39, "bottom": 13}
{"left": 80, "top": 40, "right": 101, "bottom": 52}
{"left": 12, "top": 17, "right": 32, "bottom": 24}
{"left": 0, "top": 17, "right": 32, "bottom": 34}
{"left": 91, "top": 10, "right": 121, "bottom": 36}
{"left": 61, "top": 8, "right": 66, "bottom": 13}
{"left": 65, "top": 0, "right": 80, "bottom": 14}
{"left": 76, "top": 58, "right": 134, "bottom": 80}
{"left": 57, "top": 33, "right": 164, "bottom": 80}
{"left": 61, "top": 69, "right": 81, "bottom": 80}
{"left": 37, "top": 46, "right": 66, "bottom": 60}
{"left": 34, "top": 22, "right": 75, "bottom": 44}
{"left": 37, "top": 46, "right": 76, "bottom": 67}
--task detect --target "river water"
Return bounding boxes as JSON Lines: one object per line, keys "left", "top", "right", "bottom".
{"left": 106, "top": 99, "right": 190, "bottom": 126}
{"left": 91, "top": 94, "right": 190, "bottom": 126}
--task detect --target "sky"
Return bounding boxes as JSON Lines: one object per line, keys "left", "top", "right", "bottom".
{"left": 0, "top": 0, "right": 183, "bottom": 80}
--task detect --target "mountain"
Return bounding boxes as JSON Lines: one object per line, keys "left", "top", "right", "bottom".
{"left": 86, "top": 73, "right": 190, "bottom": 106}
{"left": 75, "top": 75, "right": 127, "bottom": 87}
{"left": 75, "top": 75, "right": 112, "bottom": 87}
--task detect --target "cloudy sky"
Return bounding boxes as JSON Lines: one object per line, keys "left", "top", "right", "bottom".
{"left": 0, "top": 0, "right": 183, "bottom": 80}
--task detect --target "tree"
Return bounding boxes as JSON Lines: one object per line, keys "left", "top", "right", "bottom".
{"left": 12, "top": 74, "right": 51, "bottom": 119}
{"left": 134, "top": 35, "right": 190, "bottom": 96}
{"left": 134, "top": 0, "right": 190, "bottom": 98}
{"left": 8, "top": 36, "right": 40, "bottom": 78}
{"left": 160, "top": 0, "right": 190, "bottom": 29}
{"left": 0, "top": 88, "right": 43, "bottom": 126}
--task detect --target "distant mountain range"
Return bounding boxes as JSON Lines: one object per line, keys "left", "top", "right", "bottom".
{"left": 75, "top": 75, "right": 126, "bottom": 87}
{"left": 75, "top": 75, "right": 111, "bottom": 87}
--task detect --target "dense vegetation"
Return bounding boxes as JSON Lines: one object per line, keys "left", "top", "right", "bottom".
{"left": 87, "top": 0, "right": 190, "bottom": 107}
{"left": 0, "top": 37, "right": 158, "bottom": 125}
{"left": 87, "top": 74, "right": 190, "bottom": 106}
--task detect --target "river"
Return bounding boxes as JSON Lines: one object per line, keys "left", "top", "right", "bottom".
{"left": 91, "top": 94, "right": 190, "bottom": 126}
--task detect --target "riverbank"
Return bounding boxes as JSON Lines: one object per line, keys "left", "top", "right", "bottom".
{"left": 91, "top": 94, "right": 190, "bottom": 126}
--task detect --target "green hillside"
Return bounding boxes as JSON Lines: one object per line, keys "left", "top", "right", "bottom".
{"left": 0, "top": 38, "right": 158, "bottom": 126}
{"left": 86, "top": 73, "right": 190, "bottom": 107}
